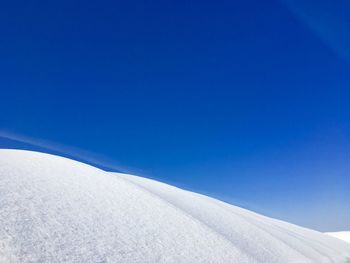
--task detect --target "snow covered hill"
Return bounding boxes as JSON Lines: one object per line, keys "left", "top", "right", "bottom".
{"left": 0, "top": 149, "right": 349, "bottom": 263}
{"left": 326, "top": 232, "right": 350, "bottom": 244}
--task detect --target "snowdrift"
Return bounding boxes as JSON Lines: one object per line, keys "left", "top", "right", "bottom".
{"left": 326, "top": 232, "right": 350, "bottom": 244}
{"left": 0, "top": 149, "right": 349, "bottom": 262}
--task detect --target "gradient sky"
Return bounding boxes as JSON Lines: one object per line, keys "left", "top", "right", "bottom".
{"left": 1, "top": 0, "right": 350, "bottom": 231}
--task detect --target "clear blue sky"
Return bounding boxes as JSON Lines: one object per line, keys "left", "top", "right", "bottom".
{"left": 1, "top": 0, "right": 350, "bottom": 231}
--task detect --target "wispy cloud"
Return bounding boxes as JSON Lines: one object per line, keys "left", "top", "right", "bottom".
{"left": 282, "top": 0, "right": 350, "bottom": 63}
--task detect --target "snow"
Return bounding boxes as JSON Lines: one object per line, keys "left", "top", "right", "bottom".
{"left": 0, "top": 149, "right": 349, "bottom": 263}
{"left": 326, "top": 232, "right": 350, "bottom": 244}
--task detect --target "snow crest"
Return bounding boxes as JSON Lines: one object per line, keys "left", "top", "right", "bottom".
{"left": 0, "top": 149, "right": 349, "bottom": 263}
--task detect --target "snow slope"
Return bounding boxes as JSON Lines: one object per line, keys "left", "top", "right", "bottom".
{"left": 326, "top": 232, "right": 350, "bottom": 244}
{"left": 0, "top": 149, "right": 349, "bottom": 263}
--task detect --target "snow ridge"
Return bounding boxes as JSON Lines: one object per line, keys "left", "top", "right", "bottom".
{"left": 0, "top": 149, "right": 349, "bottom": 263}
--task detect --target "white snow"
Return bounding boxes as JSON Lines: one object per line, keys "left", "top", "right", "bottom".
{"left": 326, "top": 232, "right": 350, "bottom": 244}
{"left": 0, "top": 149, "right": 349, "bottom": 263}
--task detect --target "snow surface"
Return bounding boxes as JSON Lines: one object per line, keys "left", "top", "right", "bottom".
{"left": 0, "top": 149, "right": 349, "bottom": 263}
{"left": 326, "top": 232, "right": 350, "bottom": 244}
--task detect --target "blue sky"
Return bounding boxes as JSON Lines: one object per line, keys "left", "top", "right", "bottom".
{"left": 1, "top": 0, "right": 350, "bottom": 231}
